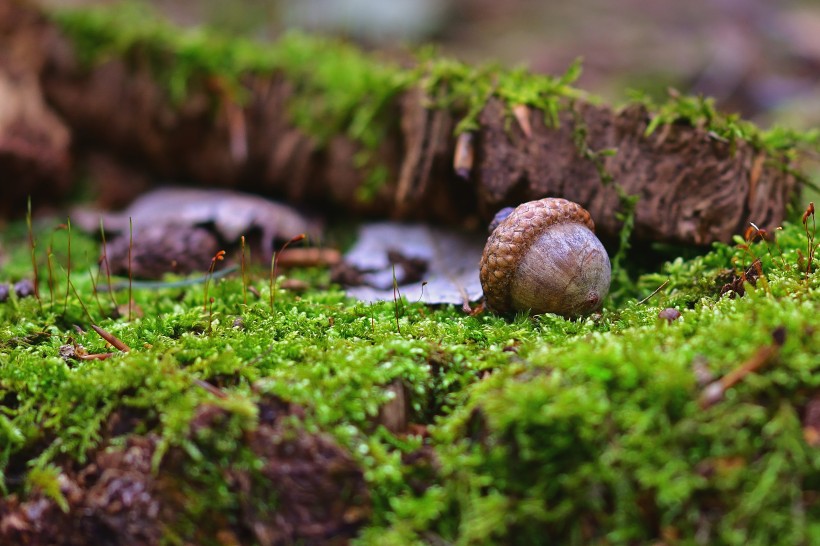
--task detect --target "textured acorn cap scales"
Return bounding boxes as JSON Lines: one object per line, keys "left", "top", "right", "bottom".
{"left": 479, "top": 198, "right": 611, "bottom": 317}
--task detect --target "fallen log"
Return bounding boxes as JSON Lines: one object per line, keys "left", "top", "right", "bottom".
{"left": 2, "top": 0, "right": 806, "bottom": 245}
{"left": 0, "top": 0, "right": 71, "bottom": 218}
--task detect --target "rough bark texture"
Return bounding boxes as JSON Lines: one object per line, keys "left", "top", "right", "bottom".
{"left": 476, "top": 100, "right": 795, "bottom": 244}
{"left": 0, "top": 0, "right": 798, "bottom": 246}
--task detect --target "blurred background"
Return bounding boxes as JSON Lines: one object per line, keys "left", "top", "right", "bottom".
{"left": 40, "top": 0, "right": 820, "bottom": 130}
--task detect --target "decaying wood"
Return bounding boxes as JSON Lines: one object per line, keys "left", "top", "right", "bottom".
{"left": 0, "top": 0, "right": 71, "bottom": 217}
{"left": 1, "top": 0, "right": 799, "bottom": 246}
{"left": 476, "top": 99, "right": 796, "bottom": 244}
{"left": 377, "top": 379, "right": 409, "bottom": 434}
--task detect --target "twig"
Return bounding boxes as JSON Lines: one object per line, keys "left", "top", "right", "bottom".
{"left": 78, "top": 352, "right": 118, "bottom": 361}
{"left": 194, "top": 378, "right": 228, "bottom": 399}
{"left": 272, "top": 247, "right": 341, "bottom": 268}
{"left": 699, "top": 327, "right": 785, "bottom": 408}
{"left": 90, "top": 324, "right": 131, "bottom": 352}
{"left": 463, "top": 299, "right": 486, "bottom": 316}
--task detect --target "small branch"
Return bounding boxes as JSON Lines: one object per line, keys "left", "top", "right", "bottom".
{"left": 78, "top": 352, "right": 118, "bottom": 361}
{"left": 272, "top": 247, "right": 340, "bottom": 268}
{"left": 90, "top": 324, "right": 131, "bottom": 352}
{"left": 194, "top": 378, "right": 228, "bottom": 399}
{"left": 699, "top": 327, "right": 786, "bottom": 408}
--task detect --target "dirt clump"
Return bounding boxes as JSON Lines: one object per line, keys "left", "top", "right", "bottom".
{"left": 0, "top": 396, "right": 371, "bottom": 545}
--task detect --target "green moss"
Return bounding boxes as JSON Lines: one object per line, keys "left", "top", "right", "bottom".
{"left": 630, "top": 89, "right": 820, "bottom": 162}
{"left": 360, "top": 221, "right": 820, "bottom": 545}
{"left": 26, "top": 464, "right": 69, "bottom": 512}
{"left": 1, "top": 3, "right": 818, "bottom": 541}
{"left": 2, "top": 204, "right": 819, "bottom": 543}
{"left": 0, "top": 221, "right": 526, "bottom": 531}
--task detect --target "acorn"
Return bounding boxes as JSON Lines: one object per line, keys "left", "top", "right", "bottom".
{"left": 479, "top": 198, "right": 611, "bottom": 317}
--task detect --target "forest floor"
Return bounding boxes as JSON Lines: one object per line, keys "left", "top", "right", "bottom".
{"left": 1, "top": 1, "right": 820, "bottom": 544}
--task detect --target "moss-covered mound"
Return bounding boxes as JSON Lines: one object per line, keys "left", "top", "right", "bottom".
{"left": 0, "top": 205, "right": 818, "bottom": 545}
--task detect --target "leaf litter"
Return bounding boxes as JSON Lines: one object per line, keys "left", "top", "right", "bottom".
{"left": 336, "top": 222, "right": 485, "bottom": 305}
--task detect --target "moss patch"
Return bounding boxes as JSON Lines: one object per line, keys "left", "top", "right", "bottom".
{"left": 1, "top": 203, "right": 819, "bottom": 544}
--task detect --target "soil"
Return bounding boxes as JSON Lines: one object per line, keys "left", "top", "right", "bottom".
{"left": 0, "top": 396, "right": 371, "bottom": 546}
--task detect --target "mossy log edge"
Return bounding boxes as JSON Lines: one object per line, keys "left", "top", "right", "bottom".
{"left": 3, "top": 0, "right": 800, "bottom": 245}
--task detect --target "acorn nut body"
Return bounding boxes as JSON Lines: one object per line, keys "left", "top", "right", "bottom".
{"left": 479, "top": 198, "right": 611, "bottom": 317}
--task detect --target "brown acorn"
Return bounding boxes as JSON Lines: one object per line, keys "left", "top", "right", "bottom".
{"left": 479, "top": 198, "right": 611, "bottom": 317}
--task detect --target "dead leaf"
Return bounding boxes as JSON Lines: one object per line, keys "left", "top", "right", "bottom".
{"left": 338, "top": 223, "right": 484, "bottom": 305}
{"left": 73, "top": 187, "right": 317, "bottom": 256}
{"left": 71, "top": 188, "right": 319, "bottom": 279}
